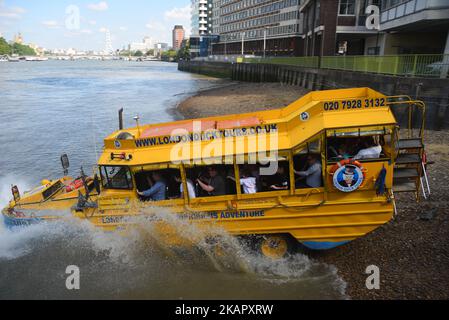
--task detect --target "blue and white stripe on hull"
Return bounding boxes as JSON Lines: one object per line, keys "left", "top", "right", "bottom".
{"left": 2, "top": 215, "right": 43, "bottom": 230}
{"left": 301, "top": 240, "right": 350, "bottom": 250}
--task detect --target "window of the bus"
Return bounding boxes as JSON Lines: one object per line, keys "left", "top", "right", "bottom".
{"left": 237, "top": 153, "right": 291, "bottom": 194}
{"left": 100, "top": 166, "right": 133, "bottom": 190}
{"left": 292, "top": 137, "right": 323, "bottom": 189}
{"left": 185, "top": 163, "right": 236, "bottom": 198}
{"left": 326, "top": 127, "right": 391, "bottom": 162}
{"left": 134, "top": 167, "right": 182, "bottom": 201}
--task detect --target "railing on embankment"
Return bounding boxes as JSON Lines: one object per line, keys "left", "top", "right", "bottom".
{"left": 245, "top": 54, "right": 449, "bottom": 79}
{"left": 178, "top": 58, "right": 449, "bottom": 130}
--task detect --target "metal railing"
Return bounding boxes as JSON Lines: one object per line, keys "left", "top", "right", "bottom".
{"left": 244, "top": 54, "right": 449, "bottom": 78}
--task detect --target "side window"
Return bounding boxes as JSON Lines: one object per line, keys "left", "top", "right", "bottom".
{"left": 237, "top": 154, "right": 291, "bottom": 194}
{"left": 100, "top": 166, "right": 133, "bottom": 190}
{"left": 327, "top": 135, "right": 384, "bottom": 162}
{"left": 293, "top": 138, "right": 323, "bottom": 189}
{"left": 134, "top": 168, "right": 181, "bottom": 201}
{"left": 185, "top": 164, "right": 236, "bottom": 198}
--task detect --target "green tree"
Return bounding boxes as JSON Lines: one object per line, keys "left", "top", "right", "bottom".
{"left": 146, "top": 49, "right": 154, "bottom": 56}
{"left": 0, "top": 37, "right": 11, "bottom": 55}
{"left": 12, "top": 43, "right": 36, "bottom": 56}
{"left": 161, "top": 50, "right": 178, "bottom": 62}
{"left": 177, "top": 42, "right": 190, "bottom": 61}
{"left": 133, "top": 50, "right": 143, "bottom": 57}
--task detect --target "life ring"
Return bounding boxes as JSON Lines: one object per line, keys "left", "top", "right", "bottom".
{"left": 65, "top": 179, "right": 84, "bottom": 192}
{"left": 329, "top": 159, "right": 367, "bottom": 192}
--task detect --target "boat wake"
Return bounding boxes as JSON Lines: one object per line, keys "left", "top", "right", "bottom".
{"left": 0, "top": 203, "right": 347, "bottom": 299}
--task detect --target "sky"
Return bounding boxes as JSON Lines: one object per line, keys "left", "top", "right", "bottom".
{"left": 0, "top": 0, "right": 191, "bottom": 51}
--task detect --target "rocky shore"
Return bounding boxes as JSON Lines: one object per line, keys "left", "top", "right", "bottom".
{"left": 178, "top": 82, "right": 449, "bottom": 300}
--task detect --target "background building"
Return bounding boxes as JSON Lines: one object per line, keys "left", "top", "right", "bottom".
{"left": 191, "top": 0, "right": 213, "bottom": 36}
{"left": 172, "top": 25, "right": 185, "bottom": 50}
{"left": 128, "top": 36, "right": 154, "bottom": 52}
{"left": 300, "top": 0, "right": 449, "bottom": 56}
{"left": 211, "top": 0, "right": 304, "bottom": 56}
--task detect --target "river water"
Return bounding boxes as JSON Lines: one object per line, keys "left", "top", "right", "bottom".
{"left": 0, "top": 60, "right": 346, "bottom": 299}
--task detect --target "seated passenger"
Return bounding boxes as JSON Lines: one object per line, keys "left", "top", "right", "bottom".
{"left": 294, "top": 155, "right": 323, "bottom": 188}
{"left": 137, "top": 172, "right": 167, "bottom": 201}
{"left": 196, "top": 166, "right": 226, "bottom": 196}
{"left": 174, "top": 174, "right": 196, "bottom": 199}
{"left": 227, "top": 169, "right": 257, "bottom": 194}
{"left": 269, "top": 165, "right": 289, "bottom": 191}
{"left": 354, "top": 138, "right": 382, "bottom": 160}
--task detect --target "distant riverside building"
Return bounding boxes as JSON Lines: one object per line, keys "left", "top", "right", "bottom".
{"left": 172, "top": 25, "right": 185, "bottom": 50}
{"left": 129, "top": 36, "right": 154, "bottom": 52}
{"left": 300, "top": 0, "right": 449, "bottom": 56}
{"left": 13, "top": 32, "right": 23, "bottom": 44}
{"left": 211, "top": 0, "right": 304, "bottom": 56}
{"left": 191, "top": 0, "right": 213, "bottom": 36}
{"left": 154, "top": 42, "right": 169, "bottom": 56}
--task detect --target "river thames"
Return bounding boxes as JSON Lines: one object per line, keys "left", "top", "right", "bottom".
{"left": 0, "top": 60, "right": 346, "bottom": 299}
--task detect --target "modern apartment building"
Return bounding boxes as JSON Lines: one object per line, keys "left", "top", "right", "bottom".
{"left": 172, "top": 25, "right": 185, "bottom": 50}
{"left": 212, "top": 0, "right": 304, "bottom": 56}
{"left": 191, "top": 0, "right": 214, "bottom": 36}
{"left": 300, "top": 0, "right": 449, "bottom": 56}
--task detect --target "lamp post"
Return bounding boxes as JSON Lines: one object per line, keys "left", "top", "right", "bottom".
{"left": 241, "top": 32, "right": 245, "bottom": 56}
{"left": 224, "top": 36, "right": 227, "bottom": 58}
{"left": 263, "top": 27, "right": 269, "bottom": 59}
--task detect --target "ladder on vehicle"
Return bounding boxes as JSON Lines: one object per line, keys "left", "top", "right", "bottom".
{"left": 388, "top": 96, "right": 431, "bottom": 202}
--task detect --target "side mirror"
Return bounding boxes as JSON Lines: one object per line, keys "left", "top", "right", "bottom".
{"left": 60, "top": 154, "right": 70, "bottom": 176}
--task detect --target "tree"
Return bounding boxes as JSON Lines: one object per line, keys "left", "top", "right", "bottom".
{"left": 177, "top": 42, "right": 190, "bottom": 61}
{"left": 161, "top": 50, "right": 177, "bottom": 62}
{"left": 146, "top": 49, "right": 154, "bottom": 56}
{"left": 12, "top": 43, "right": 36, "bottom": 55}
{"left": 0, "top": 37, "right": 11, "bottom": 55}
{"left": 133, "top": 50, "right": 143, "bottom": 57}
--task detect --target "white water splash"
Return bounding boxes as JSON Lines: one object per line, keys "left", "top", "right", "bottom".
{"left": 0, "top": 203, "right": 348, "bottom": 299}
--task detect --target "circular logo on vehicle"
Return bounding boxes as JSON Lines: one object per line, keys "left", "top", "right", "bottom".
{"left": 300, "top": 112, "right": 310, "bottom": 122}
{"left": 114, "top": 140, "right": 121, "bottom": 149}
{"left": 333, "top": 164, "right": 364, "bottom": 193}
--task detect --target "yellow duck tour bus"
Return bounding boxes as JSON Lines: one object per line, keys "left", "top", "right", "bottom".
{"left": 2, "top": 88, "right": 430, "bottom": 258}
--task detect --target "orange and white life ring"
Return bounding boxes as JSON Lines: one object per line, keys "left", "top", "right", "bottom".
{"left": 329, "top": 159, "right": 367, "bottom": 192}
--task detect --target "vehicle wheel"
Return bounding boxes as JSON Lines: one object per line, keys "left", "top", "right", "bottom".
{"left": 258, "top": 234, "right": 293, "bottom": 260}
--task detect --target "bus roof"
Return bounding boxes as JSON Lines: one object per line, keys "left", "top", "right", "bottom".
{"left": 99, "top": 87, "right": 397, "bottom": 166}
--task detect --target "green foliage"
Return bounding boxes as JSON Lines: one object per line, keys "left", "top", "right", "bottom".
{"left": 0, "top": 37, "right": 11, "bottom": 55}
{"left": 12, "top": 42, "right": 36, "bottom": 56}
{"left": 133, "top": 50, "right": 143, "bottom": 57}
{"left": 0, "top": 38, "right": 36, "bottom": 56}
{"left": 177, "top": 42, "right": 190, "bottom": 61}
{"left": 146, "top": 49, "right": 154, "bottom": 56}
{"left": 161, "top": 50, "right": 178, "bottom": 62}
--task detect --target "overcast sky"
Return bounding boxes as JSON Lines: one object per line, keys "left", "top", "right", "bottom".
{"left": 0, "top": 0, "right": 191, "bottom": 50}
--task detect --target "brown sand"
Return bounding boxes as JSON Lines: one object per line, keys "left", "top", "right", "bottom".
{"left": 178, "top": 82, "right": 449, "bottom": 300}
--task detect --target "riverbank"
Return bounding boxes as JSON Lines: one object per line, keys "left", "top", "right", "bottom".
{"left": 178, "top": 82, "right": 449, "bottom": 300}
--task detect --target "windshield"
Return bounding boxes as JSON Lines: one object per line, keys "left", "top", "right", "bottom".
{"left": 100, "top": 166, "right": 133, "bottom": 190}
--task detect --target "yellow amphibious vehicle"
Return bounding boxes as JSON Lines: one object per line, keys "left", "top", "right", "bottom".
{"left": 2, "top": 88, "right": 430, "bottom": 257}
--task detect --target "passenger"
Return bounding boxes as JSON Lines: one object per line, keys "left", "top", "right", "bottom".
{"left": 354, "top": 138, "right": 382, "bottom": 160}
{"left": 197, "top": 166, "right": 226, "bottom": 196}
{"left": 227, "top": 169, "right": 257, "bottom": 194}
{"left": 137, "top": 172, "right": 167, "bottom": 201}
{"left": 294, "top": 155, "right": 323, "bottom": 188}
{"left": 174, "top": 175, "right": 196, "bottom": 199}
{"left": 269, "top": 165, "right": 289, "bottom": 191}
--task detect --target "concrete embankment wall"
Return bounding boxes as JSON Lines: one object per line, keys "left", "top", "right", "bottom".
{"left": 178, "top": 60, "right": 449, "bottom": 130}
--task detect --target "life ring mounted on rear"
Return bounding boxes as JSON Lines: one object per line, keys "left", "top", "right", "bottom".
{"left": 329, "top": 159, "right": 367, "bottom": 193}
{"left": 65, "top": 178, "right": 84, "bottom": 192}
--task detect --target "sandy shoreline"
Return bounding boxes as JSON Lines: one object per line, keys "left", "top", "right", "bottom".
{"left": 178, "top": 81, "right": 449, "bottom": 300}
